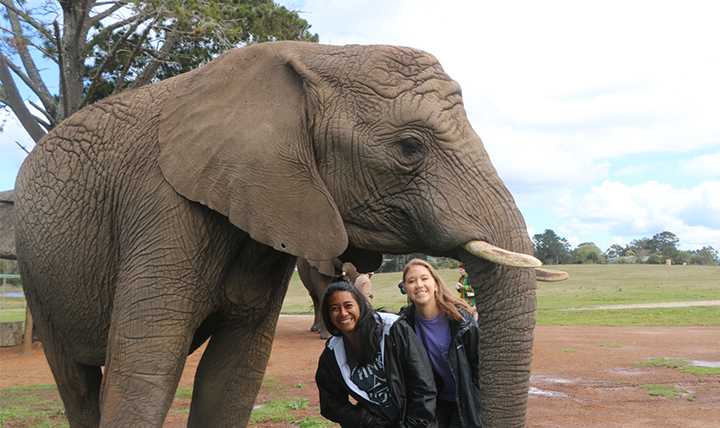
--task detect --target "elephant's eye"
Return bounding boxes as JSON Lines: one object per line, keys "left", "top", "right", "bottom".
{"left": 399, "top": 138, "right": 423, "bottom": 157}
{"left": 396, "top": 137, "right": 424, "bottom": 162}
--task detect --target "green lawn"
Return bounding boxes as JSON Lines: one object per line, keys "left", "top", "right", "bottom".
{"left": 536, "top": 264, "right": 720, "bottom": 308}
{"left": 282, "top": 264, "right": 720, "bottom": 326}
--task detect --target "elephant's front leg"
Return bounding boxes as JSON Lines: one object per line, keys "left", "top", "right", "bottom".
{"left": 187, "top": 282, "right": 288, "bottom": 428}
{"left": 98, "top": 275, "right": 202, "bottom": 427}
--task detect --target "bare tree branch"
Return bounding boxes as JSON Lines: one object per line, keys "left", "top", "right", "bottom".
{"left": 0, "top": 26, "right": 58, "bottom": 63}
{"left": 15, "top": 140, "right": 30, "bottom": 154}
{"left": 5, "top": 5, "right": 57, "bottom": 118}
{"left": 78, "top": 23, "right": 137, "bottom": 109}
{"left": 0, "top": 53, "right": 46, "bottom": 141}
{"left": 87, "top": 2, "right": 128, "bottom": 28}
{"left": 5, "top": 61, "right": 39, "bottom": 102}
{"left": 0, "top": 0, "right": 54, "bottom": 40}
{"left": 27, "top": 100, "right": 53, "bottom": 129}
{"left": 128, "top": 26, "right": 181, "bottom": 90}
{"left": 88, "top": 13, "right": 146, "bottom": 47}
{"left": 53, "top": 20, "right": 68, "bottom": 120}
{"left": 93, "top": 0, "right": 123, "bottom": 6}
{"left": 112, "top": 13, "right": 160, "bottom": 95}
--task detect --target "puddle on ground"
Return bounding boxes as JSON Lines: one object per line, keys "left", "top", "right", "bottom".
{"left": 531, "top": 375, "right": 573, "bottom": 384}
{"left": 529, "top": 387, "right": 568, "bottom": 398}
{"left": 607, "top": 368, "right": 646, "bottom": 375}
{"left": 599, "top": 387, "right": 626, "bottom": 392}
{"left": 689, "top": 360, "right": 720, "bottom": 368}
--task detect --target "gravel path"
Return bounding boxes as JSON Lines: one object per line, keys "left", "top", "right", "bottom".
{"left": 564, "top": 300, "right": 720, "bottom": 310}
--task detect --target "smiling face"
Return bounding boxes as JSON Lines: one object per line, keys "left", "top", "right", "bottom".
{"left": 327, "top": 291, "right": 361, "bottom": 340}
{"left": 403, "top": 264, "right": 439, "bottom": 310}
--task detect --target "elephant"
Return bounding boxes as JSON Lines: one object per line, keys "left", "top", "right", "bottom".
{"left": 13, "top": 41, "right": 567, "bottom": 428}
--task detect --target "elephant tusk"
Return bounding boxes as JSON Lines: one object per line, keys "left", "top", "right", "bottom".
{"left": 462, "top": 240, "right": 542, "bottom": 268}
{"left": 535, "top": 267, "right": 569, "bottom": 282}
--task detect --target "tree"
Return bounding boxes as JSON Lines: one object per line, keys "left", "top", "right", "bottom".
{"left": 605, "top": 244, "right": 626, "bottom": 259}
{"left": 647, "top": 231, "right": 679, "bottom": 254}
{"left": 646, "top": 253, "right": 665, "bottom": 264}
{"left": 628, "top": 237, "right": 652, "bottom": 261}
{"left": 573, "top": 242, "right": 603, "bottom": 264}
{"left": 1, "top": 0, "right": 318, "bottom": 143}
{"left": 532, "top": 229, "right": 571, "bottom": 265}
{"left": 690, "top": 246, "right": 719, "bottom": 266}
{"left": 674, "top": 250, "right": 691, "bottom": 265}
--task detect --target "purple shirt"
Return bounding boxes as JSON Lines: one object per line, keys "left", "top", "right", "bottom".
{"left": 413, "top": 310, "right": 456, "bottom": 401}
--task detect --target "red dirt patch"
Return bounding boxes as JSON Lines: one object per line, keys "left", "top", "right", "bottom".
{"left": 2, "top": 316, "right": 718, "bottom": 427}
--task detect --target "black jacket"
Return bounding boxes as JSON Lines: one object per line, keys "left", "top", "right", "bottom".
{"left": 315, "top": 312, "right": 438, "bottom": 428}
{"left": 399, "top": 307, "right": 482, "bottom": 428}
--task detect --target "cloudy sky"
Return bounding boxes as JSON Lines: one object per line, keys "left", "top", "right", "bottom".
{"left": 2, "top": 0, "right": 719, "bottom": 253}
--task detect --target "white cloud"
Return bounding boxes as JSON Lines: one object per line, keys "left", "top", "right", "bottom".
{"left": 683, "top": 152, "right": 720, "bottom": 180}
{"left": 555, "top": 180, "right": 720, "bottom": 250}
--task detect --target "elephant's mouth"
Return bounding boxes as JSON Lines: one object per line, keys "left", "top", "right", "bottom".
{"left": 462, "top": 240, "right": 569, "bottom": 282}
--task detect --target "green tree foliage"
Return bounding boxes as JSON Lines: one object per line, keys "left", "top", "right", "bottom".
{"left": 674, "top": 250, "right": 691, "bottom": 265}
{"left": 647, "top": 231, "right": 679, "bottom": 254}
{"left": 378, "top": 254, "right": 457, "bottom": 273}
{"left": 628, "top": 238, "right": 652, "bottom": 261}
{"left": 605, "top": 244, "right": 626, "bottom": 258}
{"left": 603, "top": 232, "right": 719, "bottom": 265}
{"left": 646, "top": 253, "right": 666, "bottom": 264}
{"left": 689, "top": 246, "right": 719, "bottom": 266}
{"left": 644, "top": 231, "right": 683, "bottom": 264}
{"left": 0, "top": 0, "right": 318, "bottom": 142}
{"left": 572, "top": 242, "right": 604, "bottom": 264}
{"left": 533, "top": 229, "right": 571, "bottom": 265}
{"left": 624, "top": 232, "right": 686, "bottom": 264}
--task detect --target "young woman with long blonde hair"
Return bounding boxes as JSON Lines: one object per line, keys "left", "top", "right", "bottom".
{"left": 401, "top": 259, "right": 481, "bottom": 428}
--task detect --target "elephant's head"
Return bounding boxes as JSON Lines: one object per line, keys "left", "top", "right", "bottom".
{"left": 158, "top": 41, "right": 563, "bottom": 426}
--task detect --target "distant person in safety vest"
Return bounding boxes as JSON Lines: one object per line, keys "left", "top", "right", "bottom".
{"left": 456, "top": 264, "right": 477, "bottom": 320}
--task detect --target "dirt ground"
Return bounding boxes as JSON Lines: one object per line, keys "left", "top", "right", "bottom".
{"left": 1, "top": 315, "right": 719, "bottom": 427}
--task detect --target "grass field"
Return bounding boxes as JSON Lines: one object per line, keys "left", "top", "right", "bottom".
{"left": 281, "top": 264, "right": 720, "bottom": 327}
{"left": 2, "top": 264, "right": 719, "bottom": 327}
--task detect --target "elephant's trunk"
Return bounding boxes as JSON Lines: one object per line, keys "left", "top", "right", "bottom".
{"left": 460, "top": 226, "right": 537, "bottom": 427}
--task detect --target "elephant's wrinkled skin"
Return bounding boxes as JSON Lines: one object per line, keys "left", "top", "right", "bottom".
{"left": 15, "top": 41, "right": 537, "bottom": 427}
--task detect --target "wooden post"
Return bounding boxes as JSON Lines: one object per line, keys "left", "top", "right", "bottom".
{"left": 22, "top": 306, "right": 34, "bottom": 356}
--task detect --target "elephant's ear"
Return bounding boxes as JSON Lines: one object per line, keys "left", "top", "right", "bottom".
{"left": 158, "top": 42, "right": 347, "bottom": 260}
{"left": 306, "top": 259, "right": 339, "bottom": 277}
